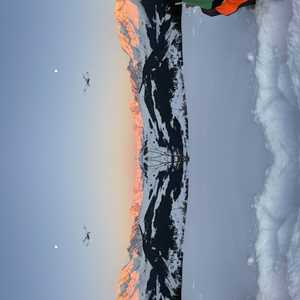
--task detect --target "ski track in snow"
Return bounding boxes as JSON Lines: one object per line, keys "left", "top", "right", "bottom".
{"left": 255, "top": 0, "right": 300, "bottom": 299}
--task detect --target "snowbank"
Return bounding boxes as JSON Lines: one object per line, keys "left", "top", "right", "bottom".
{"left": 255, "top": 1, "right": 300, "bottom": 299}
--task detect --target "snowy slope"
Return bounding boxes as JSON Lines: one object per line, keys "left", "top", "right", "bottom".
{"left": 255, "top": 1, "right": 300, "bottom": 299}
{"left": 183, "top": 1, "right": 300, "bottom": 300}
{"left": 182, "top": 6, "right": 265, "bottom": 300}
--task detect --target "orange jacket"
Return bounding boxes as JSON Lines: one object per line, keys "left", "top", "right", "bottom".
{"left": 215, "top": 0, "right": 248, "bottom": 15}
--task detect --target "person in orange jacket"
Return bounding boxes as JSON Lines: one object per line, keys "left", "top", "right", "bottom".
{"left": 182, "top": 0, "right": 256, "bottom": 17}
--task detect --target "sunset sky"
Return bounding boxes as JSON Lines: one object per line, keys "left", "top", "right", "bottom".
{"left": 0, "top": 1, "right": 135, "bottom": 299}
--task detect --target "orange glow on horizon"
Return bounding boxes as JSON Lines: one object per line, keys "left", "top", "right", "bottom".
{"left": 115, "top": 0, "right": 140, "bottom": 64}
{"left": 115, "top": 1, "right": 144, "bottom": 298}
{"left": 116, "top": 100, "right": 143, "bottom": 300}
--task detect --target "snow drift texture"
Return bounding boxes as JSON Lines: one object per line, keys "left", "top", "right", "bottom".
{"left": 255, "top": 0, "right": 300, "bottom": 299}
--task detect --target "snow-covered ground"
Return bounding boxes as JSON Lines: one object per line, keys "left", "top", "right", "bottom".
{"left": 182, "top": 1, "right": 300, "bottom": 300}
{"left": 255, "top": 1, "right": 300, "bottom": 299}
{"left": 182, "top": 7, "right": 267, "bottom": 300}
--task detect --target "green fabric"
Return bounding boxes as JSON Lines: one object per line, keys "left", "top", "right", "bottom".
{"left": 182, "top": 0, "right": 213, "bottom": 9}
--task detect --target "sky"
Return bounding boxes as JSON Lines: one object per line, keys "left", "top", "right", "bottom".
{"left": 0, "top": 1, "right": 135, "bottom": 299}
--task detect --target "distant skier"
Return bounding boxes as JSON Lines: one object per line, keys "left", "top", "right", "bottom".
{"left": 83, "top": 226, "right": 91, "bottom": 246}
{"left": 180, "top": 0, "right": 256, "bottom": 16}
{"left": 82, "top": 72, "right": 91, "bottom": 92}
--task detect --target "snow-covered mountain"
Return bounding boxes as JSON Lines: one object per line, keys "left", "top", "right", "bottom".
{"left": 115, "top": 0, "right": 189, "bottom": 299}
{"left": 115, "top": 0, "right": 300, "bottom": 299}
